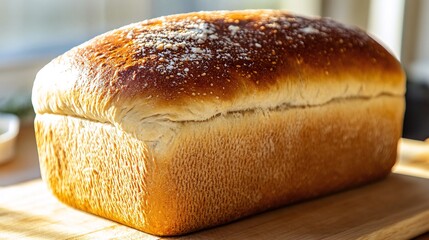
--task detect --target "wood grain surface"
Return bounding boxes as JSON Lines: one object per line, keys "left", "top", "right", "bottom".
{"left": 0, "top": 139, "right": 428, "bottom": 239}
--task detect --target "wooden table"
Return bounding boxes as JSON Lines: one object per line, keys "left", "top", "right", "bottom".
{"left": 1, "top": 127, "right": 429, "bottom": 239}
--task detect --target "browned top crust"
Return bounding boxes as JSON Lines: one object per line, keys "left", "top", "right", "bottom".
{"left": 32, "top": 10, "right": 405, "bottom": 134}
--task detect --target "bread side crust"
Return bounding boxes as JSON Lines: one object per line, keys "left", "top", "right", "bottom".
{"left": 35, "top": 115, "right": 156, "bottom": 226}
{"left": 35, "top": 95, "right": 404, "bottom": 236}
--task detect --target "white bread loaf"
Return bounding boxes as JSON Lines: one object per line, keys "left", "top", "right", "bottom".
{"left": 32, "top": 10, "right": 405, "bottom": 236}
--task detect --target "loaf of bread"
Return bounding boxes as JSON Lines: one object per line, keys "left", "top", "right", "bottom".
{"left": 32, "top": 10, "right": 405, "bottom": 236}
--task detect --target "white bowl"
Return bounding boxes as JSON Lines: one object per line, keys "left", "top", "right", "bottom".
{"left": 0, "top": 113, "right": 20, "bottom": 164}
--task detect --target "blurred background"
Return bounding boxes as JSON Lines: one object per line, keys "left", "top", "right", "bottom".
{"left": 0, "top": 0, "right": 429, "bottom": 184}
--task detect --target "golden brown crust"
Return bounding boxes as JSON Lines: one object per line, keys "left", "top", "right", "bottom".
{"left": 32, "top": 10, "right": 405, "bottom": 132}
{"left": 35, "top": 96, "right": 404, "bottom": 236}
{"left": 33, "top": 9, "right": 406, "bottom": 236}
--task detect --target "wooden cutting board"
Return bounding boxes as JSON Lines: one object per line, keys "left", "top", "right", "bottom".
{"left": 1, "top": 139, "right": 429, "bottom": 239}
{"left": 0, "top": 174, "right": 428, "bottom": 239}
